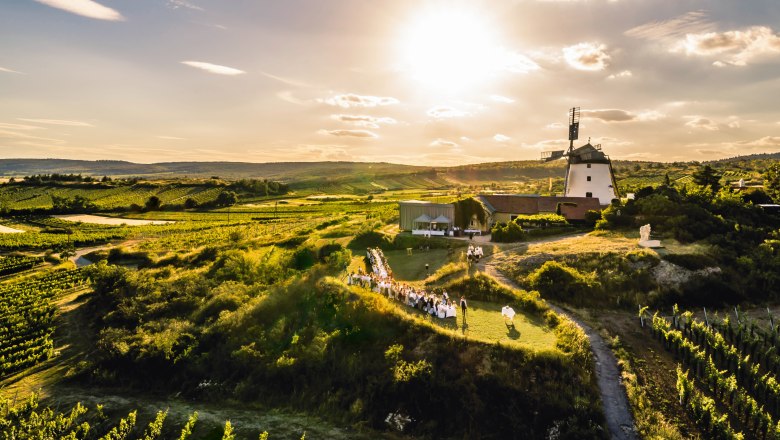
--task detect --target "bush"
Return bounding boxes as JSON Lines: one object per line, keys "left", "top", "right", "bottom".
{"left": 491, "top": 221, "right": 525, "bottom": 242}
{"left": 292, "top": 247, "right": 317, "bottom": 270}
{"left": 318, "top": 243, "right": 344, "bottom": 261}
{"left": 347, "top": 230, "right": 391, "bottom": 250}
{"left": 527, "top": 261, "right": 597, "bottom": 305}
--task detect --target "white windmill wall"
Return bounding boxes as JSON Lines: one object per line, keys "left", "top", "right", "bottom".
{"left": 565, "top": 163, "right": 616, "bottom": 205}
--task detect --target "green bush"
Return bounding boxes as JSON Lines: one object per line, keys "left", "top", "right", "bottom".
{"left": 292, "top": 247, "right": 317, "bottom": 270}
{"left": 527, "top": 261, "right": 597, "bottom": 305}
{"left": 347, "top": 230, "right": 391, "bottom": 250}
{"left": 491, "top": 221, "right": 525, "bottom": 242}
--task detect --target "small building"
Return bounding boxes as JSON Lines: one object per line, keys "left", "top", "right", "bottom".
{"left": 471, "top": 194, "right": 602, "bottom": 230}
{"left": 398, "top": 200, "right": 455, "bottom": 235}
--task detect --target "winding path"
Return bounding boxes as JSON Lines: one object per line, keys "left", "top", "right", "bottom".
{"left": 478, "top": 237, "right": 638, "bottom": 440}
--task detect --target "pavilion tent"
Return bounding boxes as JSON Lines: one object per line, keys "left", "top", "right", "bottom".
{"left": 432, "top": 215, "right": 451, "bottom": 224}
{"left": 413, "top": 214, "right": 432, "bottom": 229}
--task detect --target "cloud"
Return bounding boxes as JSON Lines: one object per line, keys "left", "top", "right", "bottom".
{"left": 0, "top": 123, "right": 43, "bottom": 130}
{"left": 320, "top": 94, "right": 399, "bottom": 108}
{"left": 674, "top": 26, "right": 780, "bottom": 66}
{"left": 545, "top": 122, "right": 565, "bottom": 130}
{"left": 735, "top": 136, "right": 780, "bottom": 149}
{"left": 625, "top": 10, "right": 715, "bottom": 41}
{"left": 695, "top": 149, "right": 724, "bottom": 155}
{"left": 167, "top": 0, "right": 203, "bottom": 11}
{"left": 501, "top": 52, "right": 541, "bottom": 73}
{"left": 685, "top": 116, "right": 719, "bottom": 131}
{"left": 607, "top": 70, "right": 632, "bottom": 80}
{"left": 33, "top": 0, "right": 123, "bottom": 21}
{"left": 563, "top": 42, "right": 610, "bottom": 71}
{"left": 0, "top": 129, "right": 66, "bottom": 145}
{"left": 276, "top": 91, "right": 309, "bottom": 106}
{"left": 427, "top": 106, "right": 471, "bottom": 119}
{"left": 490, "top": 95, "right": 515, "bottom": 104}
{"left": 583, "top": 109, "right": 666, "bottom": 122}
{"left": 157, "top": 136, "right": 185, "bottom": 140}
{"left": 332, "top": 114, "right": 397, "bottom": 129}
{"left": 493, "top": 134, "right": 511, "bottom": 142}
{"left": 0, "top": 67, "right": 23, "bottom": 74}
{"left": 320, "top": 129, "right": 378, "bottom": 138}
{"left": 181, "top": 61, "right": 245, "bottom": 76}
{"left": 521, "top": 139, "right": 566, "bottom": 150}
{"left": 17, "top": 118, "right": 93, "bottom": 127}
{"left": 430, "top": 139, "right": 459, "bottom": 149}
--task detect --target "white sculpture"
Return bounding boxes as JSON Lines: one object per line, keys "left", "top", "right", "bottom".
{"left": 638, "top": 224, "right": 662, "bottom": 248}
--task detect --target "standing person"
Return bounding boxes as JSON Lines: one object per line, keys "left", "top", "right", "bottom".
{"left": 460, "top": 296, "right": 468, "bottom": 320}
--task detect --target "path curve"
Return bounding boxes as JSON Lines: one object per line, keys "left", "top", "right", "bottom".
{"left": 478, "top": 236, "right": 638, "bottom": 440}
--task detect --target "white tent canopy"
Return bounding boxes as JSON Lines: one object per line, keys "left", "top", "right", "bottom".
{"left": 432, "top": 215, "right": 451, "bottom": 223}
{"left": 413, "top": 214, "right": 432, "bottom": 223}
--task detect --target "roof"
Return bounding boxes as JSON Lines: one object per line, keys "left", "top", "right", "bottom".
{"left": 413, "top": 214, "right": 432, "bottom": 222}
{"left": 478, "top": 195, "right": 539, "bottom": 215}
{"left": 399, "top": 200, "right": 453, "bottom": 207}
{"left": 476, "top": 194, "right": 603, "bottom": 220}
{"left": 432, "top": 215, "right": 451, "bottom": 223}
{"left": 568, "top": 143, "right": 610, "bottom": 164}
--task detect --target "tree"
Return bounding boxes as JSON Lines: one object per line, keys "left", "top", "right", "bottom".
{"left": 184, "top": 198, "right": 199, "bottom": 209}
{"left": 664, "top": 173, "right": 671, "bottom": 186}
{"left": 692, "top": 165, "right": 723, "bottom": 192}
{"left": 763, "top": 163, "right": 780, "bottom": 202}
{"left": 216, "top": 191, "right": 238, "bottom": 207}
{"left": 145, "top": 195, "right": 162, "bottom": 211}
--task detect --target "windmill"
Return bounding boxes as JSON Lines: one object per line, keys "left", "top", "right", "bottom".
{"left": 541, "top": 107, "right": 619, "bottom": 205}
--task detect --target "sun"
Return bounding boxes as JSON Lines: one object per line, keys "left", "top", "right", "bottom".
{"left": 397, "top": 7, "right": 505, "bottom": 93}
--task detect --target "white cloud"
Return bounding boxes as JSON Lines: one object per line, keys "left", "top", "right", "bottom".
{"left": 0, "top": 67, "right": 23, "bottom": 74}
{"left": 685, "top": 116, "right": 719, "bottom": 131}
{"left": 625, "top": 10, "right": 715, "bottom": 41}
{"left": 674, "top": 26, "right": 780, "bottom": 66}
{"left": 181, "top": 61, "right": 245, "bottom": 76}
{"left": 320, "top": 129, "right": 378, "bottom": 138}
{"left": 563, "top": 42, "right": 611, "bottom": 71}
{"left": 33, "top": 0, "right": 123, "bottom": 21}
{"left": 320, "top": 94, "right": 399, "bottom": 108}
{"left": 545, "top": 122, "right": 565, "bottom": 130}
{"left": 426, "top": 106, "right": 471, "bottom": 119}
{"left": 332, "top": 114, "right": 397, "bottom": 128}
{"left": 607, "top": 70, "right": 632, "bottom": 80}
{"left": 0, "top": 123, "right": 43, "bottom": 130}
{"left": 157, "top": 136, "right": 185, "bottom": 140}
{"left": 493, "top": 134, "right": 511, "bottom": 143}
{"left": 167, "top": 0, "right": 203, "bottom": 11}
{"left": 17, "top": 118, "right": 93, "bottom": 127}
{"left": 430, "top": 139, "right": 460, "bottom": 149}
{"left": 501, "top": 51, "right": 540, "bottom": 73}
{"left": 490, "top": 95, "right": 515, "bottom": 104}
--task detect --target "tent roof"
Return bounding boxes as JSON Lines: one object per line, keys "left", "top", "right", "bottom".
{"left": 432, "top": 215, "right": 451, "bottom": 223}
{"left": 413, "top": 214, "right": 432, "bottom": 223}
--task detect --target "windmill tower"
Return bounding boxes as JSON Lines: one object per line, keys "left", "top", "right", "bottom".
{"left": 541, "top": 107, "right": 619, "bottom": 205}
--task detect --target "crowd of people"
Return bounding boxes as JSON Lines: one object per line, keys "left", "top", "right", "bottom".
{"left": 347, "top": 248, "right": 465, "bottom": 320}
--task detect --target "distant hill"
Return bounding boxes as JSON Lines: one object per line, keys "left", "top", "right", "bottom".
{"left": 0, "top": 159, "right": 427, "bottom": 180}
{"left": 1, "top": 153, "right": 777, "bottom": 194}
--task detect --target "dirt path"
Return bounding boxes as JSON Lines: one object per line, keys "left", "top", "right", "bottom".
{"left": 477, "top": 234, "right": 638, "bottom": 440}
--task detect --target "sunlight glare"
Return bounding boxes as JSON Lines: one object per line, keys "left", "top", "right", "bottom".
{"left": 397, "top": 7, "right": 512, "bottom": 93}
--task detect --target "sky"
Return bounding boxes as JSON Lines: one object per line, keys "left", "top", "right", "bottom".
{"left": 1, "top": 0, "right": 780, "bottom": 166}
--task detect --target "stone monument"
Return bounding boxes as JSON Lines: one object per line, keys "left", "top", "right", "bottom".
{"left": 638, "top": 224, "right": 662, "bottom": 248}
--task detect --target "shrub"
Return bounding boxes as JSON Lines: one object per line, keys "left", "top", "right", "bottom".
{"left": 347, "top": 230, "right": 391, "bottom": 250}
{"left": 662, "top": 253, "right": 718, "bottom": 271}
{"left": 292, "top": 247, "right": 317, "bottom": 270}
{"left": 527, "top": 261, "right": 597, "bottom": 305}
{"left": 491, "top": 221, "right": 525, "bottom": 242}
{"left": 318, "top": 243, "right": 344, "bottom": 261}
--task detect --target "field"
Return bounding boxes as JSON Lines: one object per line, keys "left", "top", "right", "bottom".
{"left": 0, "top": 154, "right": 779, "bottom": 439}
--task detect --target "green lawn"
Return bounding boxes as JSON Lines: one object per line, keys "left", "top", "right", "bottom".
{"left": 400, "top": 298, "right": 557, "bottom": 351}
{"left": 383, "top": 249, "right": 461, "bottom": 281}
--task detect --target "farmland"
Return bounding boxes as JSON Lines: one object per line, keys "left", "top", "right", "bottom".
{"left": 0, "top": 155, "right": 779, "bottom": 439}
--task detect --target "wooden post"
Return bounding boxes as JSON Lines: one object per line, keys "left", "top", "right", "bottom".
{"left": 734, "top": 306, "right": 740, "bottom": 324}
{"left": 704, "top": 307, "right": 710, "bottom": 327}
{"left": 768, "top": 307, "right": 775, "bottom": 331}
